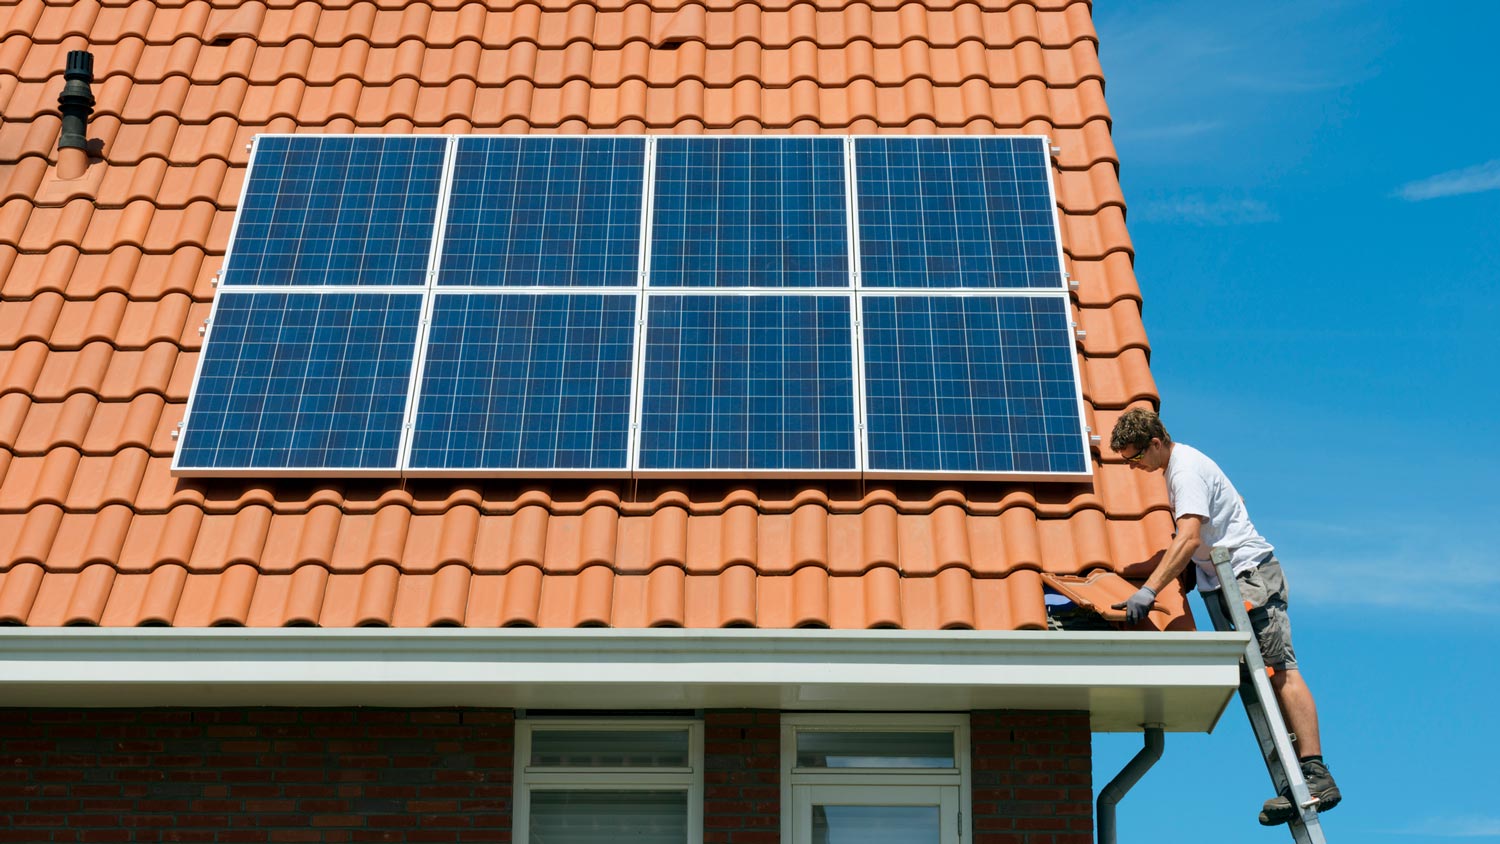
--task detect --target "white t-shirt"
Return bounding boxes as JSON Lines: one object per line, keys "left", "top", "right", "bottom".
{"left": 1164, "top": 443, "right": 1274, "bottom": 590}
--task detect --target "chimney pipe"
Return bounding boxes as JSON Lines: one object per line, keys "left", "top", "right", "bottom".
{"left": 57, "top": 50, "right": 95, "bottom": 150}
{"left": 56, "top": 50, "right": 95, "bottom": 179}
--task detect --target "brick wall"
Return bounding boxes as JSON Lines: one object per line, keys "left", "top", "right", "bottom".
{"left": 2, "top": 707, "right": 1091, "bottom": 843}
{"left": 702, "top": 710, "right": 779, "bottom": 844}
{"left": 0, "top": 708, "right": 515, "bottom": 844}
{"left": 971, "top": 711, "right": 1094, "bottom": 844}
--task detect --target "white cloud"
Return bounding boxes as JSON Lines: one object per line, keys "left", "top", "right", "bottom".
{"left": 1387, "top": 815, "right": 1500, "bottom": 838}
{"left": 1396, "top": 160, "right": 1500, "bottom": 201}
{"left": 1134, "top": 195, "right": 1278, "bottom": 226}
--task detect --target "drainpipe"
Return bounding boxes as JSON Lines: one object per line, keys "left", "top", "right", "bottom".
{"left": 1097, "top": 725, "right": 1164, "bottom": 844}
{"left": 56, "top": 49, "right": 95, "bottom": 180}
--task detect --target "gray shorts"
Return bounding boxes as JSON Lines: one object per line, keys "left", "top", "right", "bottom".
{"left": 1236, "top": 559, "right": 1298, "bottom": 671}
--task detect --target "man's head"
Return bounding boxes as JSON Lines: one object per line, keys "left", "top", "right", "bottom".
{"left": 1111, "top": 408, "right": 1172, "bottom": 472}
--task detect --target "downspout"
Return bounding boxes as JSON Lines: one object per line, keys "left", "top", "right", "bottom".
{"left": 1097, "top": 725, "right": 1164, "bottom": 844}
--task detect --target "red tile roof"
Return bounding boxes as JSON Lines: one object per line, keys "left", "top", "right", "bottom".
{"left": 0, "top": 0, "right": 1190, "bottom": 631}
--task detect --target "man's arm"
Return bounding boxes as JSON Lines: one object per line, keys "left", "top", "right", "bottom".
{"left": 1113, "top": 514, "right": 1204, "bottom": 622}
{"left": 1145, "top": 514, "right": 1203, "bottom": 595}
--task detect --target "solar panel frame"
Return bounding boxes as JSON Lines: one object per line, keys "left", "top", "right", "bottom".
{"left": 841, "top": 134, "right": 1090, "bottom": 480}
{"left": 852, "top": 289, "right": 1091, "bottom": 481}
{"left": 400, "top": 136, "right": 650, "bottom": 476}
{"left": 631, "top": 290, "right": 861, "bottom": 478}
{"left": 395, "top": 136, "right": 463, "bottom": 471}
{"left": 218, "top": 135, "right": 449, "bottom": 288}
{"left": 646, "top": 136, "right": 853, "bottom": 290}
{"left": 174, "top": 135, "right": 457, "bottom": 477}
{"left": 170, "top": 290, "right": 429, "bottom": 477}
{"left": 402, "top": 290, "right": 640, "bottom": 477}
{"left": 849, "top": 135, "right": 1069, "bottom": 292}
{"left": 436, "top": 136, "right": 649, "bottom": 288}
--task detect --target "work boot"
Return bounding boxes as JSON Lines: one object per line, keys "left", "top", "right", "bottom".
{"left": 1258, "top": 759, "right": 1342, "bottom": 826}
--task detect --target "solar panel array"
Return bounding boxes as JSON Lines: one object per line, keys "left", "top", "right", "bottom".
{"left": 177, "top": 134, "right": 1088, "bottom": 479}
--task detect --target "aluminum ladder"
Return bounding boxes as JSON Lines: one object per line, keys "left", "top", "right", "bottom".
{"left": 1202, "top": 546, "right": 1329, "bottom": 844}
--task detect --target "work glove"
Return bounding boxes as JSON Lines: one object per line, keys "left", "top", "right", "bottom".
{"left": 1112, "top": 586, "right": 1157, "bottom": 624}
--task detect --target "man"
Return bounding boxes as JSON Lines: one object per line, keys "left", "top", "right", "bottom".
{"left": 1109, "top": 408, "right": 1341, "bottom": 825}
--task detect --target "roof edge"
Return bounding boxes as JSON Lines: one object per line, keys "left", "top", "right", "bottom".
{"left": 0, "top": 627, "right": 1247, "bottom": 731}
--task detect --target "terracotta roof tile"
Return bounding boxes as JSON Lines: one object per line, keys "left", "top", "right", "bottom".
{"left": 0, "top": 0, "right": 1190, "bottom": 631}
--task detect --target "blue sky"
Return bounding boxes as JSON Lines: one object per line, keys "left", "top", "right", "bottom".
{"left": 1089, "top": 1, "right": 1500, "bottom": 841}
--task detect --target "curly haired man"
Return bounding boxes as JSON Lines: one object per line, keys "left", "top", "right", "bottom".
{"left": 1110, "top": 407, "right": 1341, "bottom": 825}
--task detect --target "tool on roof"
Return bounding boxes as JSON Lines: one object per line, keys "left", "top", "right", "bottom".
{"left": 1204, "top": 546, "right": 1329, "bottom": 844}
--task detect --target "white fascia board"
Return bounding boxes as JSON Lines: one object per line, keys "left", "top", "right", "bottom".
{"left": 0, "top": 628, "right": 1250, "bottom": 733}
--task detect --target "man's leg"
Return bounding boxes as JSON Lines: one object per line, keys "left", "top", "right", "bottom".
{"left": 1270, "top": 668, "right": 1320, "bottom": 756}
{"left": 1246, "top": 562, "right": 1341, "bottom": 824}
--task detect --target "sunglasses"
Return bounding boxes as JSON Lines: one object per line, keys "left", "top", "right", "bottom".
{"left": 1123, "top": 443, "right": 1152, "bottom": 463}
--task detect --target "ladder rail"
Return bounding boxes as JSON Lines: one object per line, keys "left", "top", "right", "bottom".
{"left": 1207, "top": 547, "right": 1328, "bottom": 844}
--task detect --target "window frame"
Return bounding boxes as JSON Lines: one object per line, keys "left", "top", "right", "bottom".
{"left": 780, "top": 713, "right": 972, "bottom": 844}
{"left": 513, "top": 717, "right": 705, "bottom": 844}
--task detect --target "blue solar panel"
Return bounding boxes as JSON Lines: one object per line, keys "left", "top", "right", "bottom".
{"left": 408, "top": 293, "right": 637, "bottom": 471}
{"left": 854, "top": 137, "right": 1063, "bottom": 289}
{"left": 224, "top": 136, "right": 446, "bottom": 287}
{"left": 439, "top": 137, "right": 647, "bottom": 287}
{"left": 638, "top": 294, "right": 857, "bottom": 472}
{"left": 650, "top": 137, "right": 850, "bottom": 288}
{"left": 861, "top": 295, "right": 1086, "bottom": 474}
{"left": 176, "top": 291, "right": 424, "bottom": 471}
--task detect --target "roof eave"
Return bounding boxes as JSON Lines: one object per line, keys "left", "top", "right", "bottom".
{"left": 0, "top": 627, "right": 1248, "bottom": 732}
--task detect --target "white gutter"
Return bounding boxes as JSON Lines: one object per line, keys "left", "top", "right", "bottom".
{"left": 0, "top": 628, "right": 1250, "bottom": 732}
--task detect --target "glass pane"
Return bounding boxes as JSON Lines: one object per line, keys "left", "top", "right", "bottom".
{"left": 813, "top": 805, "right": 940, "bottom": 844}
{"left": 530, "top": 729, "right": 690, "bottom": 767}
{"left": 796, "top": 732, "right": 955, "bottom": 768}
{"left": 531, "top": 790, "right": 687, "bottom": 844}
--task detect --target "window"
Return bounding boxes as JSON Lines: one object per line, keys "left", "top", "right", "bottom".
{"left": 782, "top": 715, "right": 970, "bottom": 844}
{"left": 514, "top": 719, "right": 704, "bottom": 844}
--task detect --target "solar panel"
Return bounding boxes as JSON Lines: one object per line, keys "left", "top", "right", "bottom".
{"left": 860, "top": 295, "right": 1087, "bottom": 476}
{"left": 650, "top": 137, "right": 850, "bottom": 288}
{"left": 439, "top": 137, "right": 647, "bottom": 287}
{"left": 180, "top": 133, "right": 1088, "bottom": 481}
{"left": 175, "top": 291, "right": 424, "bottom": 473}
{"left": 637, "top": 294, "right": 857, "bottom": 473}
{"left": 224, "top": 136, "right": 447, "bottom": 287}
{"left": 407, "top": 293, "right": 637, "bottom": 473}
{"left": 854, "top": 136, "right": 1064, "bottom": 289}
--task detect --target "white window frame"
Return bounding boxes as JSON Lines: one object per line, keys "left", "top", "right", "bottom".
{"left": 780, "top": 713, "right": 972, "bottom": 844}
{"left": 513, "top": 718, "right": 705, "bottom": 844}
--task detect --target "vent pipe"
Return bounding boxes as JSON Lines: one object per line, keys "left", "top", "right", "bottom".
{"left": 56, "top": 50, "right": 95, "bottom": 179}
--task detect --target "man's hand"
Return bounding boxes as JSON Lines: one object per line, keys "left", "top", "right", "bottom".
{"left": 1112, "top": 586, "right": 1157, "bottom": 623}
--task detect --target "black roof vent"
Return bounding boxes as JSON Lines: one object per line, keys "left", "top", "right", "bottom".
{"left": 57, "top": 50, "right": 95, "bottom": 151}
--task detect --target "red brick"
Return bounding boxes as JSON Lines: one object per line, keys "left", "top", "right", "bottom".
{"left": 312, "top": 814, "right": 366, "bottom": 826}
{"left": 216, "top": 833, "right": 270, "bottom": 843}
{"left": 973, "top": 711, "right": 1093, "bottom": 844}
